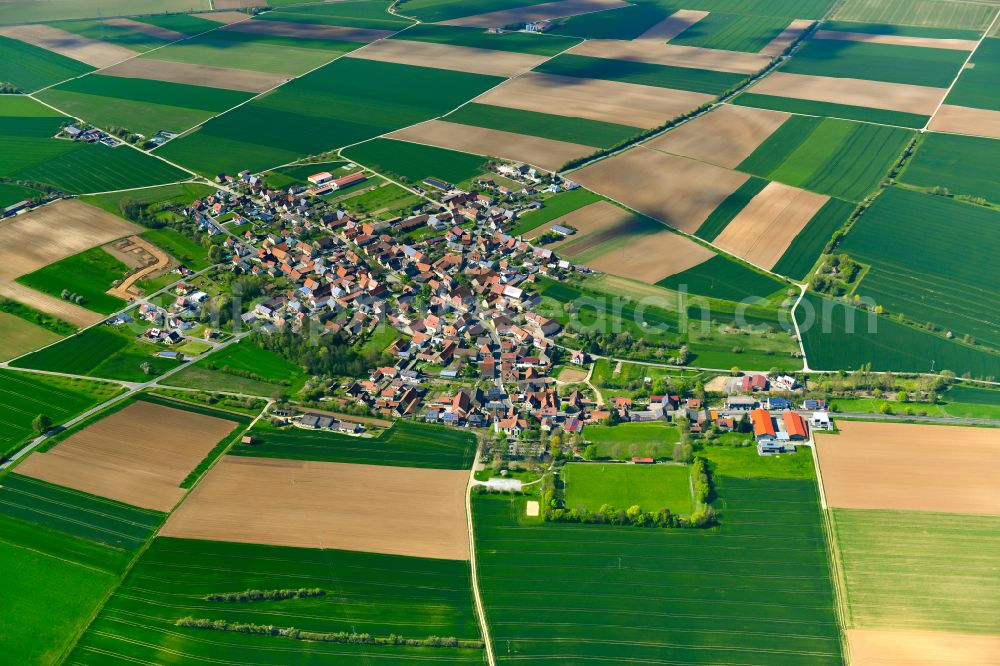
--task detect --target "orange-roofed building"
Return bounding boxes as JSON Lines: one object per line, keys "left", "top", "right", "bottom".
{"left": 750, "top": 409, "right": 775, "bottom": 440}
{"left": 782, "top": 411, "right": 809, "bottom": 440}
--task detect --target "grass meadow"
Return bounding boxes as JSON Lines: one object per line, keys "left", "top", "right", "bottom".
{"left": 0, "top": 35, "right": 94, "bottom": 92}
{"left": 474, "top": 474, "right": 842, "bottom": 664}
{"left": 0, "top": 311, "right": 62, "bottom": 361}
{"left": 536, "top": 55, "right": 747, "bottom": 95}
{"left": 233, "top": 420, "right": 478, "bottom": 469}
{"left": 16, "top": 246, "right": 129, "bottom": 314}
{"left": 164, "top": 340, "right": 309, "bottom": 396}
{"left": 445, "top": 103, "right": 643, "bottom": 149}
{"left": 343, "top": 138, "right": 488, "bottom": 186}
{"left": 698, "top": 443, "right": 817, "bottom": 479}
{"left": 732, "top": 94, "right": 930, "bottom": 128}
{"left": 562, "top": 462, "right": 694, "bottom": 514}
{"left": 901, "top": 132, "right": 1000, "bottom": 203}
{"left": 584, "top": 422, "right": 681, "bottom": 460}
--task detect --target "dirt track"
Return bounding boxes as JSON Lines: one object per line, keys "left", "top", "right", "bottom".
{"left": 929, "top": 105, "right": 1000, "bottom": 140}
{"left": 848, "top": 628, "right": 1000, "bottom": 666}
{"left": 646, "top": 104, "right": 789, "bottom": 169}
{"left": 349, "top": 39, "right": 546, "bottom": 77}
{"left": 442, "top": 0, "right": 629, "bottom": 28}
{"left": 103, "top": 57, "right": 287, "bottom": 93}
{"left": 750, "top": 72, "right": 946, "bottom": 115}
{"left": 569, "top": 39, "right": 771, "bottom": 74}
{"left": 0, "top": 24, "right": 136, "bottom": 67}
{"left": 105, "top": 236, "right": 170, "bottom": 301}
{"left": 816, "top": 421, "right": 1000, "bottom": 515}
{"left": 16, "top": 401, "right": 238, "bottom": 512}
{"left": 161, "top": 456, "right": 471, "bottom": 560}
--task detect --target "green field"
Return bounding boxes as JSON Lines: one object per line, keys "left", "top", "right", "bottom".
{"left": 945, "top": 37, "right": 1000, "bottom": 111}
{"left": 732, "top": 93, "right": 931, "bottom": 128}
{"left": 11, "top": 324, "right": 182, "bottom": 381}
{"left": 397, "top": 0, "right": 543, "bottom": 22}
{"left": 0, "top": 311, "right": 62, "bottom": 362}
{"left": 0, "top": 0, "right": 210, "bottom": 24}
{"left": 698, "top": 443, "right": 817, "bottom": 479}
{"left": 267, "top": 160, "right": 350, "bottom": 188}
{"left": 69, "top": 536, "right": 483, "bottom": 664}
{"left": 694, "top": 176, "right": 769, "bottom": 241}
{"left": 133, "top": 12, "right": 221, "bottom": 36}
{"left": 54, "top": 19, "right": 171, "bottom": 52}
{"left": 535, "top": 54, "right": 748, "bottom": 95}
{"left": 157, "top": 58, "right": 503, "bottom": 176}
{"left": 780, "top": 38, "right": 968, "bottom": 87}
{"left": 233, "top": 420, "right": 477, "bottom": 469}
{"left": 737, "top": 115, "right": 913, "bottom": 201}
{"left": 796, "top": 292, "right": 1000, "bottom": 376}
{"left": 141, "top": 227, "right": 213, "bottom": 270}
{"left": 164, "top": 340, "right": 309, "bottom": 396}
{"left": 901, "top": 132, "right": 1000, "bottom": 203}
{"left": 584, "top": 422, "right": 681, "bottom": 460}
{"left": 393, "top": 22, "right": 579, "bottom": 54}
{"left": 343, "top": 138, "right": 488, "bottom": 186}
{"left": 550, "top": 3, "right": 676, "bottom": 40}
{"left": 0, "top": 181, "right": 44, "bottom": 207}
{"left": 657, "top": 255, "right": 786, "bottom": 301}
{"left": 832, "top": 509, "right": 1000, "bottom": 633}
{"left": 563, "top": 462, "right": 694, "bottom": 514}
{"left": 260, "top": 0, "right": 413, "bottom": 29}
{"left": 671, "top": 12, "right": 794, "bottom": 52}
{"left": 16, "top": 247, "right": 129, "bottom": 314}
{"left": 0, "top": 35, "right": 94, "bottom": 92}
{"left": 510, "top": 188, "right": 603, "bottom": 236}
{"left": 821, "top": 20, "right": 984, "bottom": 40}
{"left": 445, "top": 103, "right": 642, "bottom": 149}
{"left": 838, "top": 187, "right": 1000, "bottom": 349}
{"left": 474, "top": 474, "right": 841, "bottom": 664}
{"left": 0, "top": 369, "right": 120, "bottom": 457}
{"left": 772, "top": 198, "right": 856, "bottom": 279}
{"left": 38, "top": 74, "right": 254, "bottom": 135}
{"left": 831, "top": 0, "right": 998, "bottom": 30}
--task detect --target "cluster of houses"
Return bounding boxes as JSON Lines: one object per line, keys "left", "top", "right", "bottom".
{"left": 60, "top": 124, "right": 121, "bottom": 147}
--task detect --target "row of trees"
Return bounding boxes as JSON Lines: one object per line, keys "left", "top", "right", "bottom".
{"left": 204, "top": 588, "right": 324, "bottom": 603}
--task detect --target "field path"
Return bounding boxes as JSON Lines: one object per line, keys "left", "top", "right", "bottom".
{"left": 925, "top": 10, "right": 1000, "bottom": 131}
{"left": 466, "top": 438, "right": 496, "bottom": 666}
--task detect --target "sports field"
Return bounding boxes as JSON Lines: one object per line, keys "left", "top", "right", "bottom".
{"left": 68, "top": 537, "right": 484, "bottom": 664}
{"left": 737, "top": 116, "right": 913, "bottom": 201}
{"left": 0, "top": 35, "right": 94, "bottom": 91}
{"left": 838, "top": 187, "right": 1000, "bottom": 349}
{"left": 474, "top": 475, "right": 842, "bottom": 664}
{"left": 584, "top": 422, "right": 681, "bottom": 459}
{"left": 343, "top": 138, "right": 488, "bottom": 186}
{"left": 562, "top": 462, "right": 694, "bottom": 514}
{"left": 232, "top": 419, "right": 477, "bottom": 469}
{"left": 831, "top": 0, "right": 999, "bottom": 30}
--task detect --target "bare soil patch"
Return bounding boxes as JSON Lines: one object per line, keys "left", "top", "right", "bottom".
{"left": 814, "top": 30, "right": 979, "bottom": 51}
{"left": 759, "top": 19, "right": 814, "bottom": 56}
{"left": 526, "top": 500, "right": 540, "bottom": 516}
{"left": 571, "top": 147, "right": 749, "bottom": 233}
{"left": 104, "top": 17, "right": 187, "bottom": 42}
{"left": 526, "top": 199, "right": 631, "bottom": 241}
{"left": 0, "top": 200, "right": 141, "bottom": 327}
{"left": 816, "top": 421, "right": 1000, "bottom": 516}
{"left": 557, "top": 367, "right": 587, "bottom": 383}
{"left": 637, "top": 9, "right": 709, "bottom": 42}
{"left": 161, "top": 456, "right": 471, "bottom": 560}
{"left": 387, "top": 120, "right": 595, "bottom": 172}
{"left": 750, "top": 72, "right": 946, "bottom": 115}
{"left": 569, "top": 39, "right": 771, "bottom": 75}
{"left": 104, "top": 57, "right": 287, "bottom": 92}
{"left": 929, "top": 104, "right": 1000, "bottom": 140}
{"left": 584, "top": 228, "right": 714, "bottom": 283}
{"left": 104, "top": 236, "right": 171, "bottom": 301}
{"left": 17, "top": 401, "right": 238, "bottom": 512}
{"left": 192, "top": 11, "right": 251, "bottom": 24}
{"left": 225, "top": 18, "right": 393, "bottom": 43}
{"left": 646, "top": 104, "right": 789, "bottom": 169}
{"left": 349, "top": 39, "right": 546, "bottom": 77}
{"left": 712, "top": 181, "right": 828, "bottom": 269}
{"left": 474, "top": 72, "right": 713, "bottom": 129}
{"left": 847, "top": 628, "right": 1000, "bottom": 666}
{"left": 442, "top": 0, "right": 629, "bottom": 28}
{"left": 0, "top": 24, "right": 136, "bottom": 67}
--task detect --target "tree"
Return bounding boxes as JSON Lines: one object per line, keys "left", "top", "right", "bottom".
{"left": 140, "top": 361, "right": 154, "bottom": 375}
{"left": 730, "top": 366, "right": 740, "bottom": 377}
{"left": 583, "top": 444, "right": 598, "bottom": 460}
{"left": 32, "top": 414, "right": 52, "bottom": 435}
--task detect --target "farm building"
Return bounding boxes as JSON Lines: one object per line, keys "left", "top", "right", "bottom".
{"left": 726, "top": 396, "right": 757, "bottom": 411}
{"left": 307, "top": 172, "right": 333, "bottom": 185}
{"left": 751, "top": 409, "right": 775, "bottom": 441}
{"left": 782, "top": 412, "right": 809, "bottom": 440}
{"left": 331, "top": 172, "right": 366, "bottom": 190}
{"left": 741, "top": 374, "right": 769, "bottom": 392}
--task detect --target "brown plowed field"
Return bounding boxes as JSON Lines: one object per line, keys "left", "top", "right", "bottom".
{"left": 584, "top": 228, "right": 715, "bottom": 283}
{"left": 442, "top": 0, "right": 629, "bottom": 28}
{"left": 16, "top": 401, "right": 239, "bottom": 512}
{"left": 646, "top": 104, "right": 789, "bottom": 168}
{"left": 161, "top": 456, "right": 471, "bottom": 560}
{"left": 759, "top": 19, "right": 814, "bottom": 56}
{"left": 569, "top": 39, "right": 771, "bottom": 74}
{"left": 929, "top": 105, "right": 1000, "bottom": 140}
{"left": 104, "top": 18, "right": 187, "bottom": 42}
{"left": 750, "top": 72, "right": 946, "bottom": 115}
{"left": 712, "top": 181, "right": 828, "bottom": 269}
{"left": 571, "top": 147, "right": 749, "bottom": 233}
{"left": 848, "top": 628, "right": 1000, "bottom": 666}
{"left": 192, "top": 11, "right": 251, "bottom": 24}
{"left": 226, "top": 18, "right": 394, "bottom": 42}
{"left": 814, "top": 30, "right": 979, "bottom": 51}
{"left": 0, "top": 24, "right": 136, "bottom": 67}
{"left": 105, "top": 57, "right": 287, "bottom": 92}
{"left": 387, "top": 120, "right": 595, "bottom": 172}
{"left": 526, "top": 200, "right": 631, "bottom": 242}
{"left": 636, "top": 9, "right": 709, "bottom": 41}
{"left": 816, "top": 421, "right": 1000, "bottom": 515}
{"left": 349, "top": 39, "right": 546, "bottom": 76}
{"left": 473, "top": 72, "right": 712, "bottom": 129}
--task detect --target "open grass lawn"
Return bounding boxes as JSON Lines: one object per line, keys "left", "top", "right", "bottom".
{"left": 260, "top": 0, "right": 412, "bottom": 29}
{"left": 38, "top": 74, "right": 254, "bottom": 135}
{"left": 656, "top": 255, "right": 787, "bottom": 301}
{"left": 536, "top": 54, "right": 747, "bottom": 95}
{"left": 737, "top": 115, "right": 913, "bottom": 202}
{"left": 164, "top": 340, "right": 309, "bottom": 396}
{"left": 0, "top": 35, "right": 94, "bottom": 92}
{"left": 16, "top": 246, "right": 129, "bottom": 315}
{"left": 563, "top": 462, "right": 694, "bottom": 514}
{"left": 0, "top": 311, "right": 62, "bottom": 362}
{"left": 831, "top": 0, "right": 998, "bottom": 31}
{"left": 233, "top": 420, "right": 477, "bottom": 469}
{"left": 584, "top": 422, "right": 681, "bottom": 460}
{"left": 0, "top": 0, "right": 210, "bottom": 24}
{"left": 11, "top": 324, "right": 182, "bottom": 381}
{"left": 140, "top": 227, "right": 212, "bottom": 270}
{"left": 445, "top": 103, "right": 642, "bottom": 149}
{"left": 901, "top": 133, "right": 1000, "bottom": 204}
{"left": 832, "top": 509, "right": 1000, "bottom": 633}
{"left": 474, "top": 474, "right": 841, "bottom": 664}
{"left": 838, "top": 187, "right": 1000, "bottom": 350}
{"left": 945, "top": 38, "right": 1000, "bottom": 111}
{"left": 780, "top": 37, "right": 969, "bottom": 87}
{"left": 157, "top": 58, "right": 502, "bottom": 176}
{"left": 732, "top": 94, "right": 930, "bottom": 128}
{"left": 342, "top": 181, "right": 422, "bottom": 218}
{"left": 698, "top": 443, "right": 816, "bottom": 479}
{"left": 772, "top": 197, "right": 856, "bottom": 280}
{"left": 343, "top": 138, "right": 488, "bottom": 186}
{"left": 0, "top": 369, "right": 121, "bottom": 457}
{"left": 796, "top": 292, "right": 1000, "bottom": 377}
{"left": 393, "top": 22, "right": 578, "bottom": 55}
{"left": 670, "top": 12, "right": 793, "bottom": 52}
{"left": 509, "top": 188, "right": 602, "bottom": 236}
{"left": 68, "top": 537, "right": 484, "bottom": 665}
{"left": 695, "top": 176, "right": 768, "bottom": 241}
